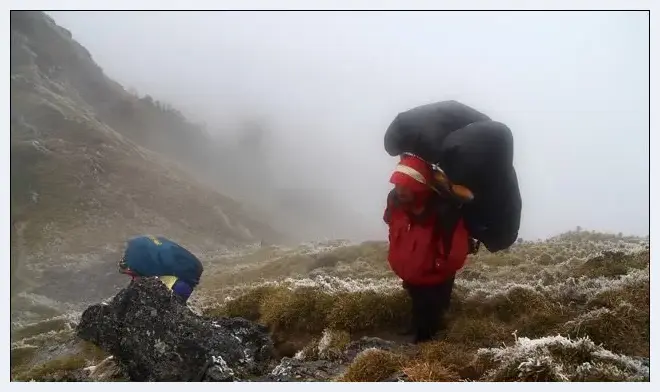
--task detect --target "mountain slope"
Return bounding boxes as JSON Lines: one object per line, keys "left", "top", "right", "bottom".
{"left": 10, "top": 11, "right": 283, "bottom": 321}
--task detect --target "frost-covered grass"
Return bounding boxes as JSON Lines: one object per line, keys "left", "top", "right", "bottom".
{"left": 200, "top": 232, "right": 649, "bottom": 382}
{"left": 473, "top": 334, "right": 649, "bottom": 381}
{"left": 205, "top": 284, "right": 411, "bottom": 336}
{"left": 15, "top": 232, "right": 649, "bottom": 382}
{"left": 295, "top": 329, "right": 352, "bottom": 362}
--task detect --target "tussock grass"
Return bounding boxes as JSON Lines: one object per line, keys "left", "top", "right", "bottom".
{"left": 199, "top": 237, "right": 649, "bottom": 382}
{"left": 402, "top": 361, "right": 460, "bottom": 382}
{"left": 211, "top": 286, "right": 278, "bottom": 320}
{"left": 586, "top": 276, "right": 649, "bottom": 311}
{"left": 416, "top": 341, "right": 479, "bottom": 379}
{"left": 444, "top": 315, "right": 513, "bottom": 348}
{"left": 473, "top": 335, "right": 649, "bottom": 382}
{"left": 561, "top": 303, "right": 649, "bottom": 357}
{"left": 208, "top": 285, "right": 410, "bottom": 336}
{"left": 339, "top": 348, "right": 403, "bottom": 382}
{"left": 326, "top": 290, "right": 410, "bottom": 331}
{"left": 260, "top": 287, "right": 334, "bottom": 333}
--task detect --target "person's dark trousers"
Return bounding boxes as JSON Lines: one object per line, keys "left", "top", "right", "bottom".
{"left": 403, "top": 274, "right": 456, "bottom": 344}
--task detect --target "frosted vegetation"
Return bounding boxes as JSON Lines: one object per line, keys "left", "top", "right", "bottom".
{"left": 11, "top": 230, "right": 650, "bottom": 381}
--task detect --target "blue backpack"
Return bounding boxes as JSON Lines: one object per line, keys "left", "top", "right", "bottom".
{"left": 122, "top": 236, "right": 204, "bottom": 288}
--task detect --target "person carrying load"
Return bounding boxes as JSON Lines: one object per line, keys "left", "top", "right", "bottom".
{"left": 118, "top": 235, "right": 204, "bottom": 304}
{"left": 383, "top": 100, "right": 522, "bottom": 343}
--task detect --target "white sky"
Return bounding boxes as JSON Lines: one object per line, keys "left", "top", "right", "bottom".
{"left": 47, "top": 10, "right": 650, "bottom": 240}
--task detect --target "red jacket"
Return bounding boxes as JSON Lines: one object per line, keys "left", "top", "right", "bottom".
{"left": 384, "top": 192, "right": 469, "bottom": 286}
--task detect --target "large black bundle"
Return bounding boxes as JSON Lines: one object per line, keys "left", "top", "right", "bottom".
{"left": 384, "top": 100, "right": 521, "bottom": 252}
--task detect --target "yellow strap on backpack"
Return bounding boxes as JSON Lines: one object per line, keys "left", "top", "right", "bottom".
{"left": 158, "top": 275, "right": 178, "bottom": 291}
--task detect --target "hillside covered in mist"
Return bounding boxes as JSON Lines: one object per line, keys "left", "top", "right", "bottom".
{"left": 10, "top": 11, "right": 379, "bottom": 319}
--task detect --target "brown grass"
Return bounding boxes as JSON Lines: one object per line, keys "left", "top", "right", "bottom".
{"left": 416, "top": 340, "right": 480, "bottom": 379}
{"left": 587, "top": 279, "right": 649, "bottom": 310}
{"left": 207, "top": 286, "right": 410, "bottom": 337}
{"left": 209, "top": 286, "right": 279, "bottom": 320}
{"left": 402, "top": 361, "right": 460, "bottom": 382}
{"left": 444, "top": 315, "right": 513, "bottom": 348}
{"left": 339, "top": 349, "right": 403, "bottom": 382}
{"left": 259, "top": 287, "right": 334, "bottom": 334}
{"left": 326, "top": 290, "right": 410, "bottom": 332}
{"left": 560, "top": 303, "right": 649, "bottom": 357}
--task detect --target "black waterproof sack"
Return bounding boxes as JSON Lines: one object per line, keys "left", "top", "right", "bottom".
{"left": 384, "top": 100, "right": 522, "bottom": 252}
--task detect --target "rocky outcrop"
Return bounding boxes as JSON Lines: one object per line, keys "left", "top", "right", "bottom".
{"left": 76, "top": 278, "right": 274, "bottom": 381}
{"left": 74, "top": 278, "right": 412, "bottom": 382}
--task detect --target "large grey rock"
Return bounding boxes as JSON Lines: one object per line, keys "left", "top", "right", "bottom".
{"left": 76, "top": 278, "right": 274, "bottom": 381}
